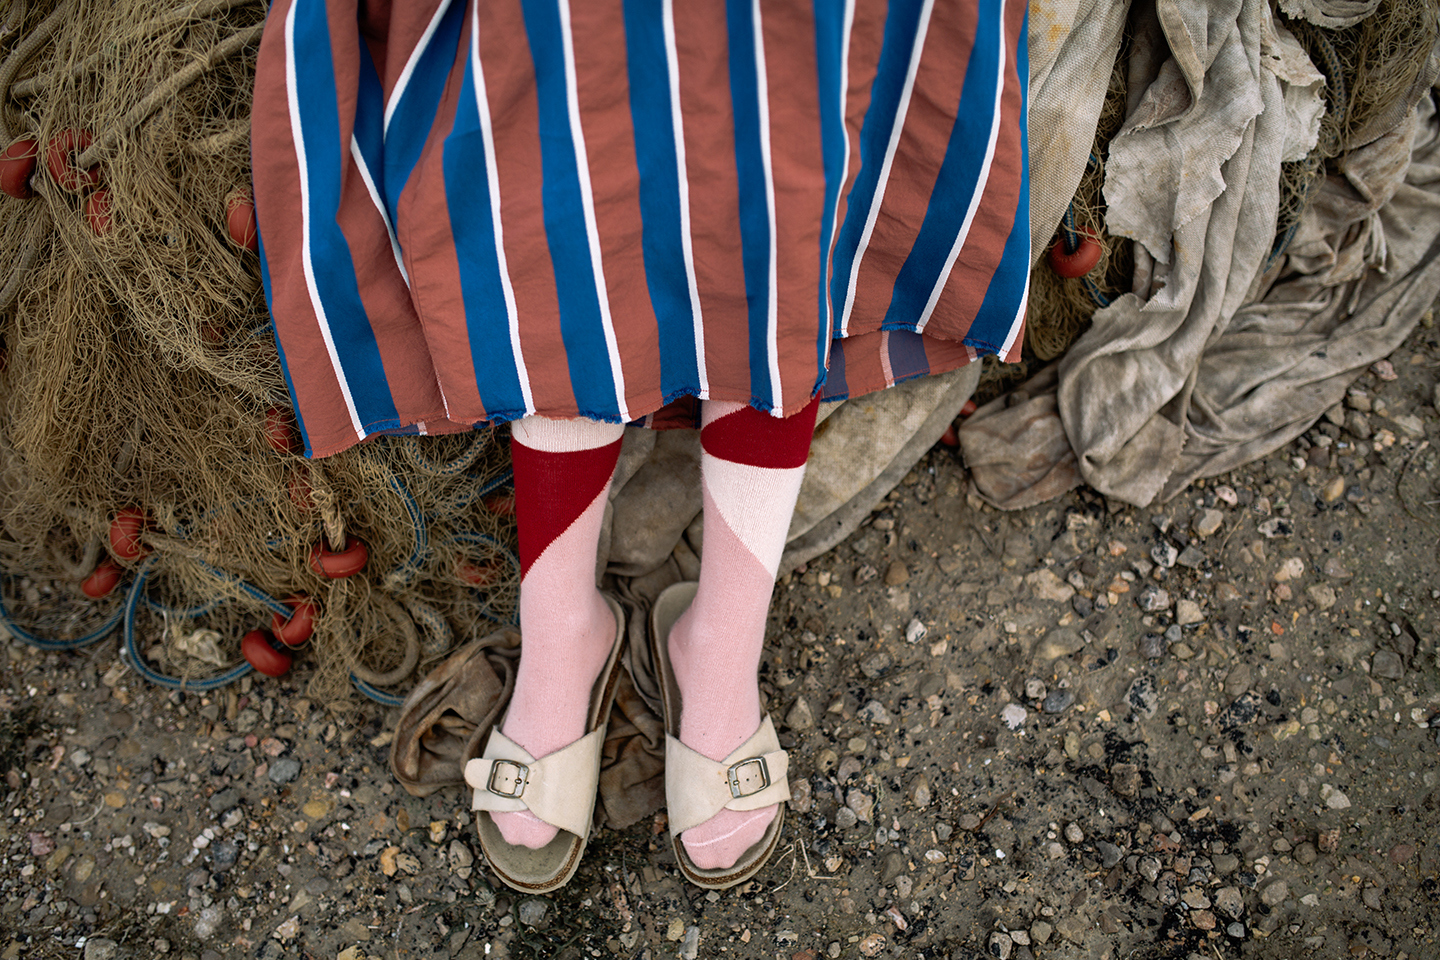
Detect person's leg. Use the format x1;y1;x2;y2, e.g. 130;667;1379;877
493;416;625;849
667;396;819;868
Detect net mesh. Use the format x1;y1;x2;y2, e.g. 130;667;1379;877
0;0;517;705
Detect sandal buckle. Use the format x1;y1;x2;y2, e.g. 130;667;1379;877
487;759;529;798
727;756;770;798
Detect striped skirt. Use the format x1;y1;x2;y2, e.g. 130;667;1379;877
253;0;1030;458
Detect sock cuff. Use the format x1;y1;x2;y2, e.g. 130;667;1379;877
700;395;819;469
512;415;625;453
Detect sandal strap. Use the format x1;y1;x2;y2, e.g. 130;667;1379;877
465;727;604;838
665;716;790;835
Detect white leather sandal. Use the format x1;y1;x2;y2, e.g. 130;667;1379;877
464;594;627;894
650;581;789;889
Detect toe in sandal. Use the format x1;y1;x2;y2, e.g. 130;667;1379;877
651;581;790;890
464;594;627;894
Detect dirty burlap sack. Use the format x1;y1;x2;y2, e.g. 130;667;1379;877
388;624;666;831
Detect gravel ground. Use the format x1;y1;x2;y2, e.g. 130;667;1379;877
3;321;1440;960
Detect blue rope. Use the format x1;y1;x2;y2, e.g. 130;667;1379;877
351;672;408;707
383;472;429;587
0;579;126;650
122;557;252;691
447;532;521;626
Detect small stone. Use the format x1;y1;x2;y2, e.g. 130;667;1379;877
1227;922;1246;939
1139;634;1167;659
267;758;301;785
1306;584;1337;610
859;651;892;679
1064;823;1083;843
84;940;118;960
680;926;700;960
1137;585;1171;612
1026;568;1075;603
1175;599;1204;625
665;918;686;941
1034;628;1084;661
1294;841;1317;865
1030;921;1053;945
1213;853;1240;875
1389;843;1415;864
1000;704;1027;730
1138;856;1162;882
1348;411;1372;439
1097;841;1123;868
1371;650;1404;680
1054;916;1088;944
884;562;909;587
1391;413;1425;438
1273;557;1305;582
1041;689;1075;714
1362;886;1382;910
1320;477;1345;502
835;807;858;829
904;619;927;645
1189;509;1221;538
785;697;815;732
1126;676;1159;720
1215;887;1244;918
1317;828;1340;854
858;701;892;725
193;905;224;940
857;933;887;958
908;775;931;810
517;899;548;927
846;789;874;823
273;916;300;940
1109;763;1141;798
879;851;907;884
1258;518;1293;539
986;932;1013;960
1260;881;1289;906
1191;910;1217;931
1320;784;1352;809
1024;678;1047;701
1322;558;1352;579
1151;541;1178;568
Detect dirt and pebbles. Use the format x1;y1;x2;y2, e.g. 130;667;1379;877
4;324;1440;960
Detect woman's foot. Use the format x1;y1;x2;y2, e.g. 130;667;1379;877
493;415;625;849
490;589;617;849
667;589;777;868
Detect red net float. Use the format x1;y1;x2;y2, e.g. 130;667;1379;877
226;190;258;251
938;424;959;448
108;507;149;561
483;492;515;516
0;137;39;198
308;536;368;579
1048;230;1103;279
457;559;504;587
271;596;317;647
45;129;101;192
80;558;123;599
241;629;292;677
287;468;314;512
265;407;299;453
960;399;977;418
86;189;112;235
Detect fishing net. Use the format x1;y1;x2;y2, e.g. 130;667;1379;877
0;0;517;706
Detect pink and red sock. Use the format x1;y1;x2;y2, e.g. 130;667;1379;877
493;416;623;849
667;397;818;868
